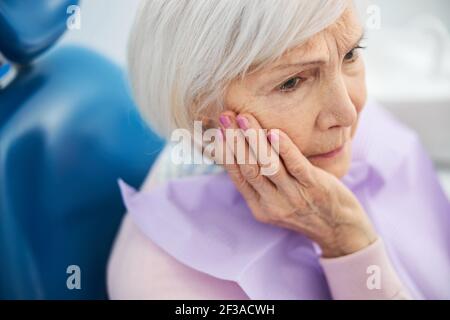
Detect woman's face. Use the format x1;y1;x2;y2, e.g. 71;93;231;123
224;6;367;178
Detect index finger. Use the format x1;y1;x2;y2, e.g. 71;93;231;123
267;129;314;187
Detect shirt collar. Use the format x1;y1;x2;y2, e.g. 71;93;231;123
343;99;415;191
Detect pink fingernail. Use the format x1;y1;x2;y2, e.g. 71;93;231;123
236;115;249;130
219;115;231;128
268;131;279;143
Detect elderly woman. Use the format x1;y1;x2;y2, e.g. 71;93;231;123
107;0;450;300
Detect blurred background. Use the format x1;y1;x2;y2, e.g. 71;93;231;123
61;0;450;190
0;0;449;300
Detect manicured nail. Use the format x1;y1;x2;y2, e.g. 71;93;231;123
268;131;279;143
236;115;249;130
219;115;231;128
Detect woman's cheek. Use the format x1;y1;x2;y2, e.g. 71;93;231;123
270;95;319;152
229;88;317;154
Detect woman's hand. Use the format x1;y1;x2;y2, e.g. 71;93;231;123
216;112;377;258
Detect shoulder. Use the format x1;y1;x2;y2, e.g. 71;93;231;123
107;166;247;300
107;215;248;300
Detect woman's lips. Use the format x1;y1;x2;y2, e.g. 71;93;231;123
308;143;346;160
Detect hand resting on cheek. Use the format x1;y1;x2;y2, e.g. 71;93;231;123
215;111;378;258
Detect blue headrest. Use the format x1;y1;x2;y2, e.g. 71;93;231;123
0;0;79;64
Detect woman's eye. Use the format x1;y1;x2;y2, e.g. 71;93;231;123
344;46;365;63
278;76;303;92
344;49;356;61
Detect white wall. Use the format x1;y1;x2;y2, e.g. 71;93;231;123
59;0;450;71
60;0;141;66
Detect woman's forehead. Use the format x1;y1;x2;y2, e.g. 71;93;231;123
268;7;363;70
326;6;363;51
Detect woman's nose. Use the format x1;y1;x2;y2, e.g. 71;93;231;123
316;79;357;131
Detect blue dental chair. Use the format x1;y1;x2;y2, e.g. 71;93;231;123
0;0;165;299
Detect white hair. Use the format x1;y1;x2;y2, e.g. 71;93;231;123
128;0;348;138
